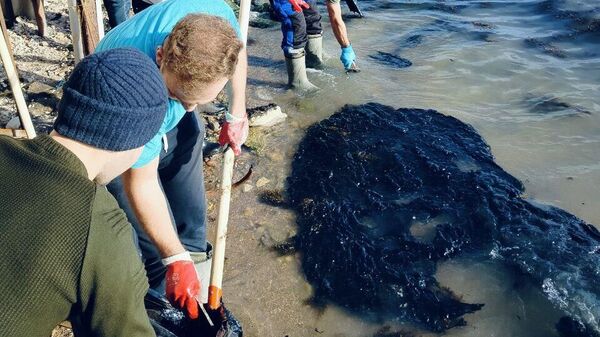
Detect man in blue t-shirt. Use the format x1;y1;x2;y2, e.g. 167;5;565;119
96;0;247;319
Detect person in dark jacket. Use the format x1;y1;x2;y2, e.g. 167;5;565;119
0;47;168;337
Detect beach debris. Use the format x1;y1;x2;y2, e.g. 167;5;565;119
248;103;287;127
256;177;270;188
249;11;277;29
5;116;21;129
287;103;600;333
524;38;567;58
368;51;412;68
242;183;254;193
524;94;592;116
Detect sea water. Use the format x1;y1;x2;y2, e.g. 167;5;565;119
244;1;600;336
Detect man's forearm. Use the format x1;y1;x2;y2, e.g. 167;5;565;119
327;2;351;47
227;47;248;119
122;159;185;258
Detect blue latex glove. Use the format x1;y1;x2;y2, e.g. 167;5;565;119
340;45;356;70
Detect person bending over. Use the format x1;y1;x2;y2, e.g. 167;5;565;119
96;0;246;319
0;48;168;337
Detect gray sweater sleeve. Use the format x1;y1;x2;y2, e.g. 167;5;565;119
76;186;156;337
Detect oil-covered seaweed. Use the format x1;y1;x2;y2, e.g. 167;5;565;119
287;103;600;333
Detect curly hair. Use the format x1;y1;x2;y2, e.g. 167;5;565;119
161;14;243;95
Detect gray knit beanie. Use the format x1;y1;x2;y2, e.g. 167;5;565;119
54;48;168;151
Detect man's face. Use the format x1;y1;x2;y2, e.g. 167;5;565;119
156;45;229;112
160;68;228;112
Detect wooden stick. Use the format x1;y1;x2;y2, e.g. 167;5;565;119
0;28;36;139
79;0;99;55
207;0;251;311
31;0;46;37
208;148;235;310
67;0;84;63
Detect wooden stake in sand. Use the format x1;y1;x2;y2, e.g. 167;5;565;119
67;0;103;63
0;15;36;139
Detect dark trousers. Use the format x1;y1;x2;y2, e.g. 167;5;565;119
107;112;207;293
277;0;323;52
103;0;131;28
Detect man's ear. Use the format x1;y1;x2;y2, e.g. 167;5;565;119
156;46;164;66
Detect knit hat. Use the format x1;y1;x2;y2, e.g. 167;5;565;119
54;48;168;151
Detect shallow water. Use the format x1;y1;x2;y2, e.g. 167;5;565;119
243;1;600;336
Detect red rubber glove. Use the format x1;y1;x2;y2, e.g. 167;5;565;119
165;260;200;319
289;0;310;12
218;114;249;156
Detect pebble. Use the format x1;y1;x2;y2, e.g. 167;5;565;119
256;177;270;188
243;183;254;193
27;81;55;95
5;116;21;129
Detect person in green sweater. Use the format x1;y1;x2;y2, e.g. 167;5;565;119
0;47;168;337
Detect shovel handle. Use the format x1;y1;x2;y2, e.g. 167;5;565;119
208;147;235;309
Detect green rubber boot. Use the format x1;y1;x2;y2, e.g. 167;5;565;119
190;244;212;304
285;50;319;92
305;34;324;69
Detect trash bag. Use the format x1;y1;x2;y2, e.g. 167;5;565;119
145;289;243;337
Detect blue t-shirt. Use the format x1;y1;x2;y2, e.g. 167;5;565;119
96;0;240;168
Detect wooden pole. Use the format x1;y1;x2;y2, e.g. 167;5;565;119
0;27;36;138
208;148;235;310
207;0;251;311
79;0;99;55
67;0;84;62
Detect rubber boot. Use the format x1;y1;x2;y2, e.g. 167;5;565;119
305;34;324;69
285;50;319;92
190;243;212;304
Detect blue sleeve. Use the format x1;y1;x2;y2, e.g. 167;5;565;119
131;133;162;169
224;6;242;39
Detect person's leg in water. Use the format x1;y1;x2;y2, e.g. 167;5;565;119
303;0;325;69
103;0;131;28
273;0;319;91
